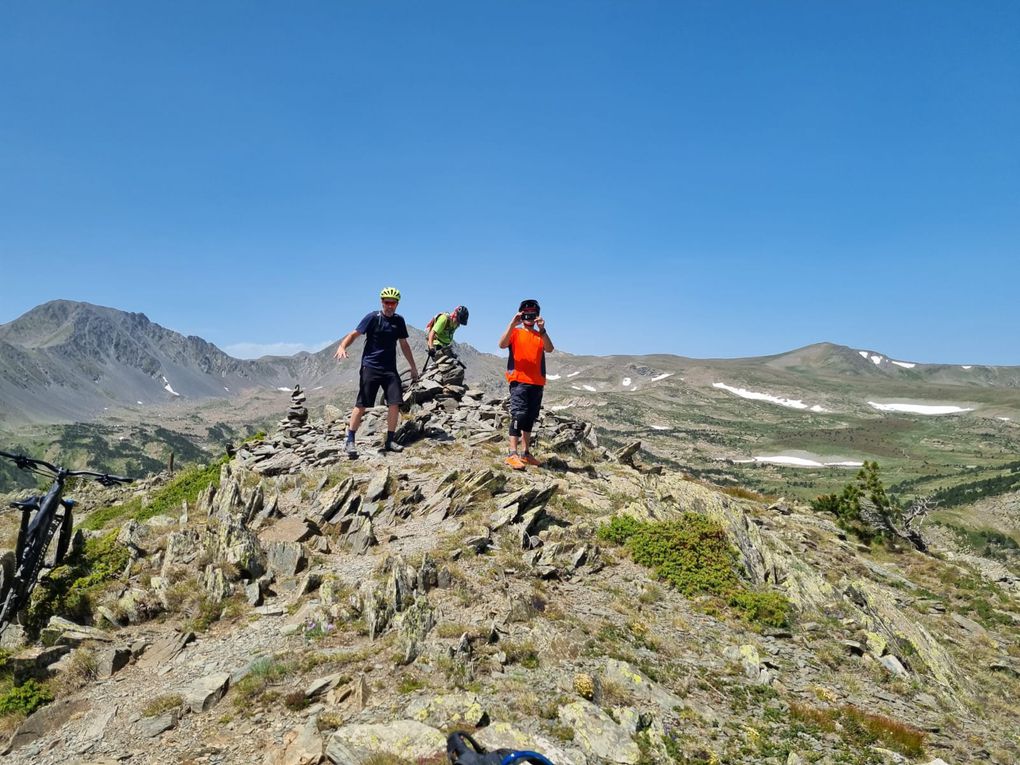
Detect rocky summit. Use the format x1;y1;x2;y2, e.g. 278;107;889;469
0;353;1017;765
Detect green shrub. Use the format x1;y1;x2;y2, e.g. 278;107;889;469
397;676;426;694
141;693;184;718
0;679;53;716
26;529;131;634
626;514;741;597
597;515;644;545
599;513;791;629
232;657;292;709
727;590;791;629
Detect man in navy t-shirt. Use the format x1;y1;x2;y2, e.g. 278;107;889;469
334;287;420;457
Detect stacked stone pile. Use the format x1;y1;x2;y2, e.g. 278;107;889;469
236;364;609;476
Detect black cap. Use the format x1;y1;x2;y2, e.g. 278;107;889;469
518;299;540;315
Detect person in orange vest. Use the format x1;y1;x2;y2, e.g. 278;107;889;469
497;299;555;470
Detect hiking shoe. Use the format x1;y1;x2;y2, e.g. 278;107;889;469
345;441;358;460
381;440;404;453
505;454;526;470
521;452;541;467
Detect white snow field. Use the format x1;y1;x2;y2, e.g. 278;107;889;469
713;382;827;412
891;361;916;369
651;425;670;431
737;455;864;468
998;417;1011;422
567;371;581;378
622;377;632;386
868;401;974;415
858;351;884;365
277;387;292;392
162;376;180;396
582;385;597;392
962;365;973;370
549;403;575;411
650;373;673;382
546;374;562;380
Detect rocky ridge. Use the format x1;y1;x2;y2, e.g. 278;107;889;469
0;354;1018;764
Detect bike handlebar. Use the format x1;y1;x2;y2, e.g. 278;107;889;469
0;451;134;486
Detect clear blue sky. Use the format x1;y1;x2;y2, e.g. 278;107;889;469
2;1;1017;363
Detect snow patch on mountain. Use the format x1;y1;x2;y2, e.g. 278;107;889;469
713;382;828;412
650;373;673;382
582;385;597;392
622;377;632;386
161;376;180;396
736;455;864;468
868;401;974;415
962;365;973;370
546;374;561;380
891;361;916;369
567;371;581;378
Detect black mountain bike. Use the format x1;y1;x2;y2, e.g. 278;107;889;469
0;451;132;636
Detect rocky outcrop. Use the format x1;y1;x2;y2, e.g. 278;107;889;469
4;351;1019;765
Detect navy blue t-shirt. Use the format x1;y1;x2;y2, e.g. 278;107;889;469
355;311;409;371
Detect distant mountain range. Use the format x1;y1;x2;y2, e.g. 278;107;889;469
3;300;1020;427
0;301;498;426
4;300;1020;506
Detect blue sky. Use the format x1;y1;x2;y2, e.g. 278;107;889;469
1;1;1017;363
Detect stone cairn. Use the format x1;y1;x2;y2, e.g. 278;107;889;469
280;386;309;438
236;351;608;476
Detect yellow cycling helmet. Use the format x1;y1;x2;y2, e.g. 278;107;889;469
379;287;401;301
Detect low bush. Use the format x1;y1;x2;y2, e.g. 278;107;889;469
0;679;53;717
141;693;184;718
26;529;131;635
597;513;791;629
790;702;925;758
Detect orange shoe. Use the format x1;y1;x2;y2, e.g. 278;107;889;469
505;454;527;470
521;452;541;467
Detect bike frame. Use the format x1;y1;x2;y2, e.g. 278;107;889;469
0;451;131;635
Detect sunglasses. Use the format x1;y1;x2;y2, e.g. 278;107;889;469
381;300;398;306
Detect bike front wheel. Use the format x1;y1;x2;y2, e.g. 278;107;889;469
0;550;23;633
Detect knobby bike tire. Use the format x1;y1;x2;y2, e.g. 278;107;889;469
0;516;62;633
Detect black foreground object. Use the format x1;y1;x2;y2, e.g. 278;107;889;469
0;450;133;636
446;731;556;765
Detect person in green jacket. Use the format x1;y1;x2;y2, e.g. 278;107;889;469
426;305;469;358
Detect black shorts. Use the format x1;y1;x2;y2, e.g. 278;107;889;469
509;381;544;435
356;366;403;408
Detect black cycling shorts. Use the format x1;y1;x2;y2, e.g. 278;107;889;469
509;381;544;436
356;366;403;408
